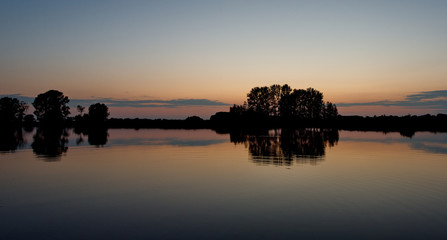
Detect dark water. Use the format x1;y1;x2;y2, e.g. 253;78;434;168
1;128;447;239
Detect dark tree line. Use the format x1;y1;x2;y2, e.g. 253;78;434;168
2;87;447;132
0;90;109;127
231;84;338;119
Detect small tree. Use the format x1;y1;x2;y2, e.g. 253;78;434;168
304;88;324;119
0;97;28;126
88;103;109;124
33;90;70;124
77;105;85;116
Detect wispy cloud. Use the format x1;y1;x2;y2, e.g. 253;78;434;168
337;90;447;110
70;98;230;108
0;94;230;108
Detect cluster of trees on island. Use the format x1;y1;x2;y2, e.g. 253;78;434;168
232;84;338;119
211;85;338;128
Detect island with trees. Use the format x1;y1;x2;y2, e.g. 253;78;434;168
1;86;446;157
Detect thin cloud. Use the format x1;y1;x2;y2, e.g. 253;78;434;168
338;90;447;110
0;94;230;108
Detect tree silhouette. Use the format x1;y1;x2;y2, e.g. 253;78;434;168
246;84;292;116
245;85;336;120
229;104;248;116
247;86;271;115
280;88;324;119
323;102;338;120
77;105;85;116
32;90;70;125
0;97;28;126
88;103;109;124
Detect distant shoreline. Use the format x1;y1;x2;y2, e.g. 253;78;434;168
51;114;447;133
4;114;447;137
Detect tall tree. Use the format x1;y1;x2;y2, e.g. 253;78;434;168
33;90;70;124
0;97;28;126
305;88;324;119
246;86;271;115
247;84;292;116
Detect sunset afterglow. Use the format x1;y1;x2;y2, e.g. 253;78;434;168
1;1;446;118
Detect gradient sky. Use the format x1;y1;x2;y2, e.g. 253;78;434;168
1;0;447;118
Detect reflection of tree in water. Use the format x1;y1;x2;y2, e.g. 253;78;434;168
87;128;108;146
74;127;108;146
31;127;108;161
0;128;24;152
32;128;68;161
231;129;339;166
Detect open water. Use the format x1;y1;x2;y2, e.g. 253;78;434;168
1;128;447;239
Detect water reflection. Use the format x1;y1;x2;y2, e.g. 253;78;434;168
231;128;339;166
341;131;447;155
409;141;447;154
4;128;446;161
74;127;109;146
0;128;24;152
31;127;109;160
32;128;69;160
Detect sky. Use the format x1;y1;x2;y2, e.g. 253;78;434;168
1;0;447;118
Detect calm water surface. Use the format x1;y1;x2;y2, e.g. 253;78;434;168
1;129;447;239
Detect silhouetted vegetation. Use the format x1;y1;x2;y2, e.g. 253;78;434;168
334;114;447;137
77;105;85;116
231;84;338;119
73;103;110;128
0;87;445;135
88;103;109;124
22;114;36;129
107;117;210;129
33;90;70;126
0;97;28;127
210;85;340;130
230;128;339;166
